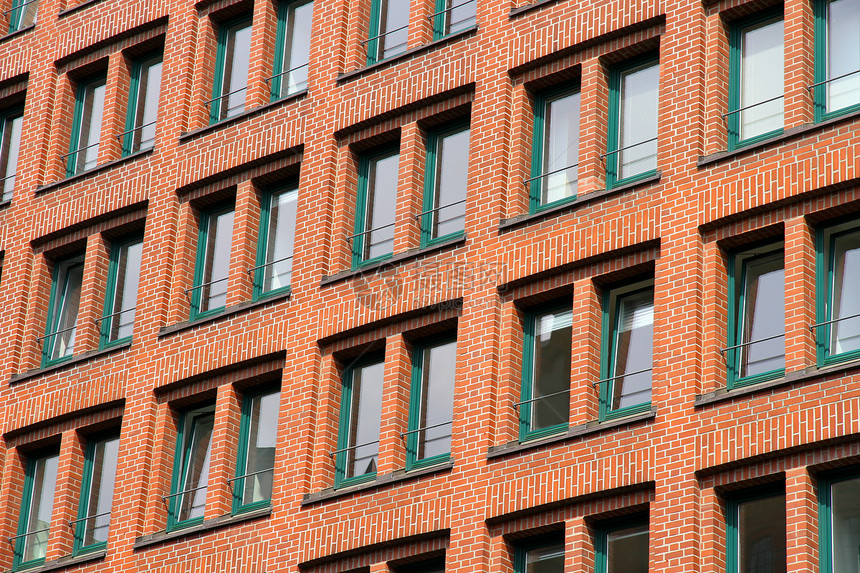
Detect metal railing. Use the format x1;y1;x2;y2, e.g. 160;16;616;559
161;484;207;502
591;367;653;387
400;420;453;439
264;63;309;84
346;221;396;243
414;199;467;220
718;333;784;356
809;311;860;332
204;85;248;107
36;324;77;344
184;276;228;297
3;0;37;17
7;527;50;544
115;121;157;140
426;0;476;19
512;388;570;409
361;24;409;46
807;69;860;91
524;163;578;185
599;138;658;162
93;306;136;325
328;439;379;458
1;172;17;184
60;141;99;161
247;255;293;274
227;467;275;486
721;95;784;120
67;511;111;528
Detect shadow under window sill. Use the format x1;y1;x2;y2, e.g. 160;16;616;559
133;507;271;550
10;341;132;385
158;289;292;338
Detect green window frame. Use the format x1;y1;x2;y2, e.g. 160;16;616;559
190;203;234;321
253;184;297;300
815;221;860;366
605;55;659;189
167;405;216;531
431;0;476;39
270;0;313;101
232;387;280;514
13;449;59;571
395;558;446;573
725;487;786;573
334;354;385;489
7;0;37;33
518;304;572;441
818;468;860;573
405;337;456;471
73;433;120;555
42;253;85;367
0;106;23;203
209;16;252;124
599;280;654;420
366;0;409;65
513;537;564;573
727;10;785;149
352;146;399;268
529;85;581;212
122;53;162;156
726;245;785;388
66;74;107;177
420;122;469;247
595;518;649;573
813;0;860;121
99;235;143;348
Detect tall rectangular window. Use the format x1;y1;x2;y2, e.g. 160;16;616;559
168;406;215;530
0;108;23;203
335;357;384;488
123;54;162;156
352;148;398;266
727;247;785;387
271;0;312;100
7;0;37;33
727;490;786;573
233;389;279;513
100;236;143;347
432;0;476;39
596;521;649;573
519;306;572;440
820;472;860;573
816;224;860;365
73;435;119;554
253;185;297;299
729;13;784;147
421;123;469;246
13;451;59;570
599;281;654;419
190;204;234;320
606;58;659;188
814;0;860;120
529;87;580;210
210;18;252;123
366;0;409;64
42;254;85;366
515;540;564;573
67;75;107;176
406;338;456;470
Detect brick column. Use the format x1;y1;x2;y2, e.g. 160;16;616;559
378;334;411;474
579;57;609;195
567;516;595;571
76;234;110;354
699;485;727;573
47;430;84;560
784;0;815;128
571;277;601;425
101;52;130;163
247;0;278;110
784;216;816;372
226;179;260;307
786;466;818;572
394;123;425;254
205;383;242;519
505;83;533;219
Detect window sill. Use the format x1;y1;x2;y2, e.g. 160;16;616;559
133;506;271;550
487;408;657;460
178;89;308;143
10;341;132;385
336;26;478;84
320;235;466;287
158;289;291;338
0;24;34;43
57;0;105;17
35;148;154;196
509;0;565;17
499;172;662;232
301;459;454;506
5;549;105;573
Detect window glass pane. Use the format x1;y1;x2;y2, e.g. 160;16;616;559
81;436;119;547
130;56;162;153
199;207;234;313
48;258;84;362
606;524;648;573
831;476;860;573
240;391;279;506
826;0;860;114
530;308;572;431
416;340;456;461
438;0;476;35
280;0;313;96
263;187;297;293
831;230;860;355
74;78;106;173
21;453;59;564
345;360;384;479
541;90;579;204
740;18;784;140
524;543;564;573
737;494;786;573
363;152;398;261
431;127;469;239
611;289;654;410
619;62;658;180
219;22;252;120
739;254;785;378
10;0;37;31
177;412;214;523
374;0;408;60
1;113;23;202
108;239;142;342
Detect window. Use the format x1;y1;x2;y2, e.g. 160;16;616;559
271;0;312;100
406;338;456;470
352;147;398;267
66;74;107;176
726;489;786;573
529;86;580;211
728;12;784;148
819;471;860;573
431;0;476;39
7;0;37;33
233;388;280;513
599;281;654;419
814;0;860;120
726;246;785;387
514;539;564;573
209;18;252;123
366;0;409;64
190;204;234;320
0;107;23;203
395;559;446;573
605;57;659;188
122;53;162;156
168;405;215;530
518;305;572;440
12;450;59;570
42;254;85;367
596;520;649;573
99;236;143;347
253;184;297;299
420;123;469;246
817;224;860;365
73;434;119;555
335;356;384;488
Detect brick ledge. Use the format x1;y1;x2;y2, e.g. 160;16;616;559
158;289;292;338
10;341;132;385
4;549;106;573
133;506;271;550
